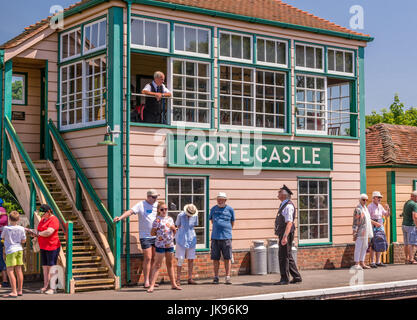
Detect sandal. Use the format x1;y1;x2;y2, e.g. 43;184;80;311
171;286;182;290
39;288;47;294
146;288;154;293
408;260;417;264
188;279;197;285
2;294;18;298
361;265;371;269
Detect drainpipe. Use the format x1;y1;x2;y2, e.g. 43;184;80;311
124;0;132;284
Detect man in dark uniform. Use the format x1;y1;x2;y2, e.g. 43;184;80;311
274;185;302;285
141;71;171;124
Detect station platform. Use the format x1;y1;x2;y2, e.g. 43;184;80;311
2;264;417;300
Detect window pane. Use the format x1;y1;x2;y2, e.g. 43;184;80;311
62;34;68;59
276;42;286;65
145;21;157;47
231;35;242;59
296;45;304;66
328;50;335;70
175;26;184;51
243;36;251;60
99;20;106;47
265;40;275;63
131;19;143;45
345;52;353;73
185;27;197;52
198;29;209;54
336;51;344;72
220;33;230;57
91;22;99;49
305;46;315;68
316;48;323;69
158;23;168;48
257;39;265;62
69;32;75;56
84;26;91;51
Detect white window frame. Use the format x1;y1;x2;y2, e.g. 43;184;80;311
166;176;208;250
219;31;253;63
174;24;211;58
169;58;211;128
298;178;330;245
256;36;288;68
130;17;170;53
219;64;287;132
295;43;324;72
60;28;81;62
327;48;355;77
83;18;107;55
295;74;327;135
59;55;107;130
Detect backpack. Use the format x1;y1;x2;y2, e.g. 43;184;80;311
371;228;388;252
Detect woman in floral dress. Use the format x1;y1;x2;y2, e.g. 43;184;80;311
147;201;182;292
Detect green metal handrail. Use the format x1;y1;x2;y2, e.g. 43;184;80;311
48;120;115;230
5;117;74;293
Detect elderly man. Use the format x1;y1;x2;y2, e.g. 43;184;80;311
113;189;159;288
274;185;302;285
401;191;417;264
141;71;171;124
210;192;235;285
368;191;390;268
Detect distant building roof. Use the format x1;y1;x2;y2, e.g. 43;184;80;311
1;0;372;49
366;123;417;167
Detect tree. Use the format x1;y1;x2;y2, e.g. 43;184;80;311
0;183;24;215
365;94;417;128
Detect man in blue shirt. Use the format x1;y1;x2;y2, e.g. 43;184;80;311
209;192;235;285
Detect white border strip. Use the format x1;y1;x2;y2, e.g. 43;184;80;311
219;279;417;300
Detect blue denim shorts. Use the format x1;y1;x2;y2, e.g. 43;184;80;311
139;237;156;250
155;247;174;253
402;225;417;245
0;242;6;271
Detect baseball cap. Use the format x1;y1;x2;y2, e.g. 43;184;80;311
147;189;159;197
39;204;52;212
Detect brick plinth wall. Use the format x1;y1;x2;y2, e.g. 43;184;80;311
121;251;250;285
392;242;406;263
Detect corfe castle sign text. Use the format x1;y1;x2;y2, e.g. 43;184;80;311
167;134;333;171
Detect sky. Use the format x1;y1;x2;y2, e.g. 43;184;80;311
1;0;416;114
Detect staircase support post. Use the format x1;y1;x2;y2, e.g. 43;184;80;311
30;179;36;229
2;60;12;185
65;221;73;293
107;6;124;285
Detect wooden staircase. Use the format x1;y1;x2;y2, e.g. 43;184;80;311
24;160;115;292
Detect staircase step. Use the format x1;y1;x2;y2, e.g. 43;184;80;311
72;267;108;274
75;278;114;286
74;284;115;292
64;245;96;251
70;250;96;256
72;256;102;262
72;262;102;268
73;272;109;279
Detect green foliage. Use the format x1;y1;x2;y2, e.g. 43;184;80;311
0;183;23;215
366;94;417;128
12;80;23;101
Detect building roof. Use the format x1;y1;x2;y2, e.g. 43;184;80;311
1;0;372;50
366;123;417;167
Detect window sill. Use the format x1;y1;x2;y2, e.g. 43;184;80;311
59;123;107;133
295;133;359;140
218;127;291;136
130;122;214;131
298;241;332;247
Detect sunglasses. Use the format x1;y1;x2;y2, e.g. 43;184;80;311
159;208;168;211
151;196;158;199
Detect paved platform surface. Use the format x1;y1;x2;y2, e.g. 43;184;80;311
1;264;417;300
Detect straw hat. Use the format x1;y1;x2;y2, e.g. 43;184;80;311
184;204;198;217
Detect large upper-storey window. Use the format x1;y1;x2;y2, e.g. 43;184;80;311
174;24;210;57
256;37;287;67
219;65;286;131
131;17;169;52
83;18;107;54
328;48;354;76
60;56;106;129
219;31;252;63
61;28;81;62
171;59;211;126
295;44;323;71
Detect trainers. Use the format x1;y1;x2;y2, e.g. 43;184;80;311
370;263;378;268
225;276;232;285
45;289;56;295
376;263;386;267
213;276;219;284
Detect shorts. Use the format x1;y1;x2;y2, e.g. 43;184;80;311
140;238;156;250
6;250;24;268
0;242;6;271
175;245;196;263
40;248;60;266
210;239;232;260
155;247;174;253
402;225;417;246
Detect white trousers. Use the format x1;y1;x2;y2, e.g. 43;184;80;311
354;236;369;262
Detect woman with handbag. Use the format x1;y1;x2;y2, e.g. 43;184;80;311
352;194;374;270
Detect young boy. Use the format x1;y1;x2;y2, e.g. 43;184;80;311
1;211;26;298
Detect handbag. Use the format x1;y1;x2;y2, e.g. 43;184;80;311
31;237;40;253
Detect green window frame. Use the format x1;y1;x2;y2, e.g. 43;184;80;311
165;174;210;250
11;72;28;106
297;176;332;246
413;179;417;191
